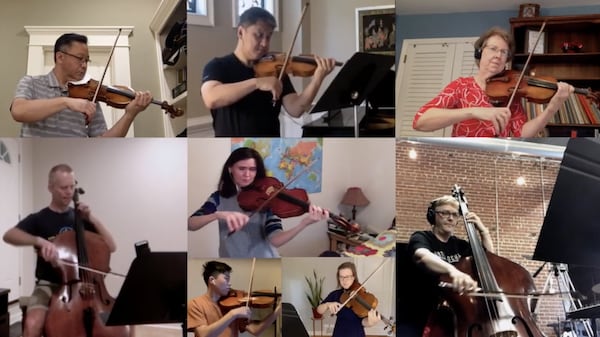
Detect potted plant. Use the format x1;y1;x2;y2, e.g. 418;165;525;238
304;269;325;319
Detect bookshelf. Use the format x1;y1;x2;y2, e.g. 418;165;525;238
510;14;600;137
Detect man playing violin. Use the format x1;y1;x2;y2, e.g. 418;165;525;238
396;195;492;337
2;164;117;337
316;262;381;337
188;147;329;257
413;26;574;137
187;260;281;337
201;7;337;137
10;33;152;137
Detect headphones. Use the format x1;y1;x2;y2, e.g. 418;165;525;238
473;36;484;60
426;200;437;225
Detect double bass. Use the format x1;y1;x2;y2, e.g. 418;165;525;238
428;185;545;337
44;185;128;337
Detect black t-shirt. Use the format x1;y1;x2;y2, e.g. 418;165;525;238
16;207;96;284
202;53;296;137
396;231;472;330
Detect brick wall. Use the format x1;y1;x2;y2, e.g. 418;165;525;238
395;140;572;336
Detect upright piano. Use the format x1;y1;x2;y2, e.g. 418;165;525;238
282;302;310;337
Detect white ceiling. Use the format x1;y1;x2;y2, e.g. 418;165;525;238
397;0;600;15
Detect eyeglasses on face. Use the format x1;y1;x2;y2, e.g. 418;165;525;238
435;210;460;219
484;45;510;58
60;50;91;64
338;275;355;280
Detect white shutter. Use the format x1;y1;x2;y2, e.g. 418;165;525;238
396;37;477;137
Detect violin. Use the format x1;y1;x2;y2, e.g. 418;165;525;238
340;281;396;335
486;69;600;106
253;53;343;78
68;79;184;118
218;288;279;332
237;176;360;233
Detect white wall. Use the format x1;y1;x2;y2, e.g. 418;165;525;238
25;138;188;296
187;138;396;258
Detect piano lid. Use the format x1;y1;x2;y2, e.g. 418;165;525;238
282;302;310;337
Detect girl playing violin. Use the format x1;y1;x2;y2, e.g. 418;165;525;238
200;7;336;137
187;260;281;337
188;147;329;258
316;262;381;337
412;26;574;137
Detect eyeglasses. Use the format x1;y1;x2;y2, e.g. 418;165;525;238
435;210;460;219
338;275;354;280
60;50;91;64
484;45;510;58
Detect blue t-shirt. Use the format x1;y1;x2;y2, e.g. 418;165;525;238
322;289;365;337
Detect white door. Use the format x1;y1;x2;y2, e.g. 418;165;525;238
0;138;21;302
396;37;477;137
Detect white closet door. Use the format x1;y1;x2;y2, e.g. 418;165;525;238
396;37;477;137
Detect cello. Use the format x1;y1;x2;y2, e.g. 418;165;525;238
429;185;545;337
44;184;128;337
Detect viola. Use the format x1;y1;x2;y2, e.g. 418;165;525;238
68;79;184;118
340;281;395;335
237;176;360;233
486;69;600;106
254;53;343;78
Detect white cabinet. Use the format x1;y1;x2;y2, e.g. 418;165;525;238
396;37;477;137
150;0;187;137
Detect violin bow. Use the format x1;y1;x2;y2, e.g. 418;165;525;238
58;259;127;278
338;258;389;309
92;28;122;104
277;3;309;82
505;21;547;109
245;258;257;309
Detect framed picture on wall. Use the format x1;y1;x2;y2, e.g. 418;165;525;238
188;0;214;26
356;5;395;55
232;0;279;29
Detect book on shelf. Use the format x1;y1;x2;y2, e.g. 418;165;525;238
521;93;600;125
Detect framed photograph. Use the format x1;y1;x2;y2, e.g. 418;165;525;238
356;5;395;55
188;0;214;26
519;3;540;18
525;29;545;54
232;0;279;29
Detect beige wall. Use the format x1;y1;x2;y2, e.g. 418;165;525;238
0;0;165;137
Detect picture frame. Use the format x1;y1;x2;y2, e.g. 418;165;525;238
232;0;279;30
188;0;214;26
519;3;540;18
356;5;395;55
525;29;545;54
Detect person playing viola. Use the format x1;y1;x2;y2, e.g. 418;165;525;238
201;7;337;137
188;147;329;258
316;262;381;337
187;260;281;337
396;195;493;337
412;26;574;137
10;33;153;137
2;164;117;337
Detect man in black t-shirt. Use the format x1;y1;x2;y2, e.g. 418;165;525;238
2;164;117;337
201;7;336;137
396;195;494;337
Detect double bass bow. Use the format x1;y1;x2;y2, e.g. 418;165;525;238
429;185;545;337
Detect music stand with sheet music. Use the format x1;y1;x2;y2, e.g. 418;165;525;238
533;138;600;267
307;52;395;137
105;251;187;337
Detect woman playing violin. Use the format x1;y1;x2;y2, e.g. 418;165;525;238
201;7;336;137
412;27;574;137
188;147;329;258
187;260;281;337
316;262;381;337
10;33;152;137
396;195;492;337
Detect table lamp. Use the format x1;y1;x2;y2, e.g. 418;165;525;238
340;187;370;221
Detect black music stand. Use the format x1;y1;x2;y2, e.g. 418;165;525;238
306;52;395;137
105;251;187;337
533;138;600;267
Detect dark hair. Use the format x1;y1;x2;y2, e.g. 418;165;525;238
336;262;359;288
54;33;88;62
238;7;277;29
202;261;232;285
473;26;514;66
219;147;267;198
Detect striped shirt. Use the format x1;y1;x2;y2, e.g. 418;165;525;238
13;71;107;137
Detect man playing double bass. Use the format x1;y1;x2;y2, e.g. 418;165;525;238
396;195;493;337
2;164;117;337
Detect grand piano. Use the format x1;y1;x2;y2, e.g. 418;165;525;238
302;52;395;137
282;302;309;337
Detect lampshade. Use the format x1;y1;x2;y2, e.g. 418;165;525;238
340;187;370;207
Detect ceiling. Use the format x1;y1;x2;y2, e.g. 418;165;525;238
397;0;600;15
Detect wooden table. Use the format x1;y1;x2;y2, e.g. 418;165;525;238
327;231;364;252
